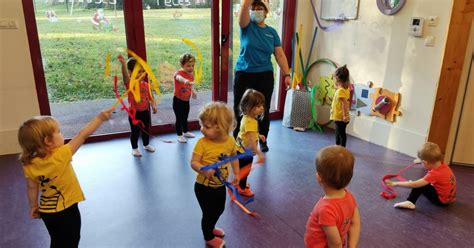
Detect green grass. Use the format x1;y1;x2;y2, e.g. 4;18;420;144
35;2;281;102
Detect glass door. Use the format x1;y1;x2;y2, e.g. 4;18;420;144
222;0;295;118
141;0;217;131
24;0;129;139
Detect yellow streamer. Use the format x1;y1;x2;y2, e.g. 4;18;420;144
182;38;203;84
104;53;111;78
127;49;162;103
292;24;303;89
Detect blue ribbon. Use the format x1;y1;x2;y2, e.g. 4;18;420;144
200;149;254;205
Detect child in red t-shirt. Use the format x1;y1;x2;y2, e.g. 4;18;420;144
305;145;360;248
118;55;157;157
173;53;197;143
386;142;456;209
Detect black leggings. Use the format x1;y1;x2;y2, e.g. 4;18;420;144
334;121;348;147
238;151;254;189
172;96;190;136
41;203;81;248
194;183;226;241
129;109;151;149
233;71;274;140
407;184;447;206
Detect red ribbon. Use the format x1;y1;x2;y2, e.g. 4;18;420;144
380;163;418;199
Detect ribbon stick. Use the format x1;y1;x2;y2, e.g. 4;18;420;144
309;0;344;31
127;49;162;100
113;75;144;127
182;38;203;84
380;163;418;199
200;150;257;216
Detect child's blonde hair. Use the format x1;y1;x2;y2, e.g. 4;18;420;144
18;116;58;165
316;145;354;190
198;101;236;135
239;89;265;116
417;142;443;163
179;53;195;66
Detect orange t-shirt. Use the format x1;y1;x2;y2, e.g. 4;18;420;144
174;70;194;101
304;189;357;248
126;81;151;111
423;163;456;204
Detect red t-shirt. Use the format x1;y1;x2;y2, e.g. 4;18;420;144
174;70;194;101
423;163;456;204
126;80;151;111
304;189;357;248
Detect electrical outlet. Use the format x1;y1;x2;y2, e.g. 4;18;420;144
428;16;438;27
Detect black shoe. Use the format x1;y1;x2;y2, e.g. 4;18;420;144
260;142;269;152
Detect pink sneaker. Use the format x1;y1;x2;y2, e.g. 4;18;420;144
238;186;254;197
206;237;225;248
213;227;225;238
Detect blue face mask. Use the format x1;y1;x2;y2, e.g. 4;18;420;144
250;10;266;23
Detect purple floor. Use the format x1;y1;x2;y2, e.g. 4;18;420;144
1;120;473;247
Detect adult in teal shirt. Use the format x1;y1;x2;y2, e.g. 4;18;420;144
234;0;291;152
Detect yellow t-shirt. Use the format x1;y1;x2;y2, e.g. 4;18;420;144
23;144;85;213
193;136;237;188
330;87;350;121
236;115;259;153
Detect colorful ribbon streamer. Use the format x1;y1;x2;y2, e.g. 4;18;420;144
380;163;419;199
200;150;257;216
182;38;203;84
104;53;111;78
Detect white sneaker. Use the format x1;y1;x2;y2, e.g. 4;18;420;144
144;145;156;152
177;135;187;143
183;132;195;138
413;158;421;164
394;201;416;210
132;149;142;157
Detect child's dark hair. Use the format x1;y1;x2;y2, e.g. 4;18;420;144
417;142;443;163
334;65;350;88
316;145;354;189
179;53;195;66
127;57;137;72
239;89;265;116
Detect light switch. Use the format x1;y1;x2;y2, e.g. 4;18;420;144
0;20;9;28
9;20;17;29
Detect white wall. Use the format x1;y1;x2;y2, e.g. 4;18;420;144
296;0;453;157
0;0;41;155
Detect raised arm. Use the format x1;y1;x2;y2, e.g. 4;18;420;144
274;46;291;88
347;207;361;248
117;54;130;86
68;107;114;155
239;0;252;28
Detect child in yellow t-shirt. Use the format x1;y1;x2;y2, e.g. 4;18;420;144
330;65;351;147
191;102;240;248
18;107;114;247
235;89;266;197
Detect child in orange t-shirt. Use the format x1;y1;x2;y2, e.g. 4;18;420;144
173;53;197;143
386;142;456;209
304;145;360;248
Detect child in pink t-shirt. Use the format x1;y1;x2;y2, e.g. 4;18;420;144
173;53;197;143
305;145;360;248
386;142;456;209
